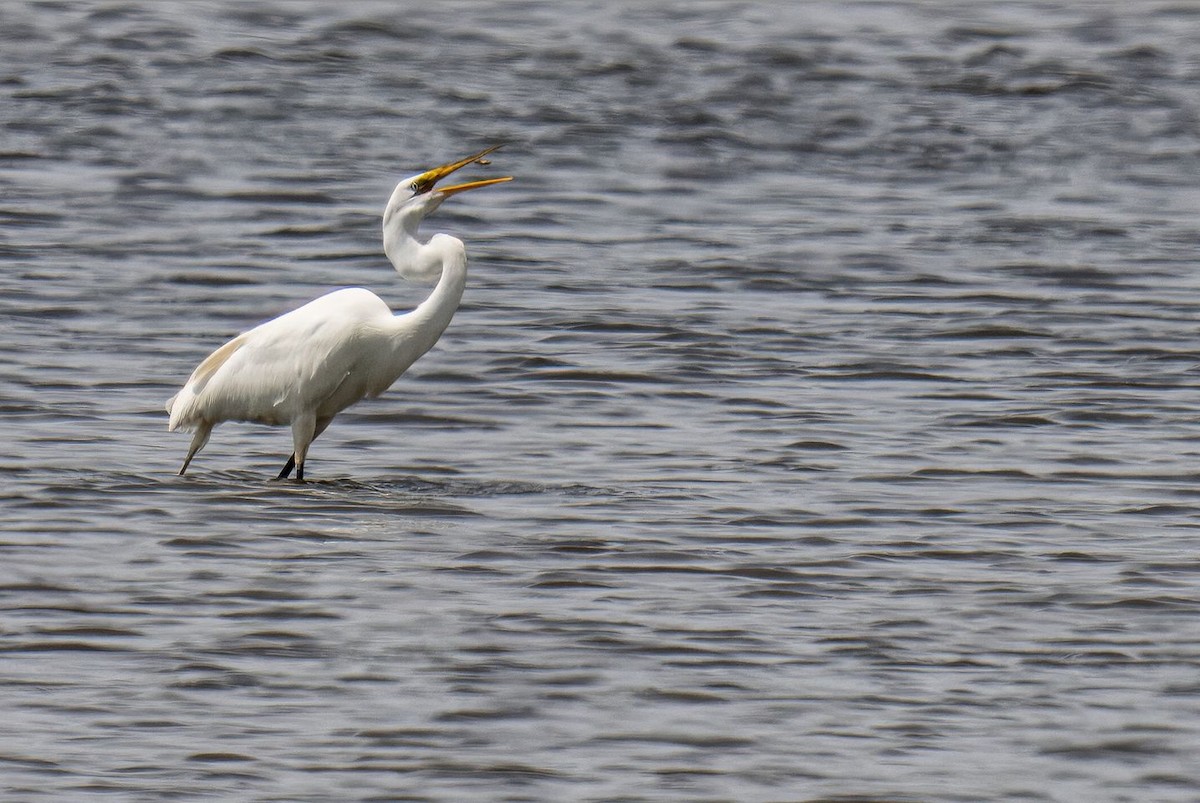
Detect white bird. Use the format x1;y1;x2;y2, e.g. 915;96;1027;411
166;145;512;481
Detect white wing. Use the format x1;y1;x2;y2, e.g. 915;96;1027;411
166;288;391;431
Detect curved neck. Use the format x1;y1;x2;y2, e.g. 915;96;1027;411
382;193;446;283
395;234;468;356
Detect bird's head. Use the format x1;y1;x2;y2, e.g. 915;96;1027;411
382;145;512;280
384;144;511;229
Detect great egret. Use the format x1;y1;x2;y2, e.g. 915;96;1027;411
166;145;512;480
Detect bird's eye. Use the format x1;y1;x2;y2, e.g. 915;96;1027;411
410;182;420;192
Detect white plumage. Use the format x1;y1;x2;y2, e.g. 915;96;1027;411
166;146;511;480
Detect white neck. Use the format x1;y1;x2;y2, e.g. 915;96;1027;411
389;233;468;357
375;194;469;385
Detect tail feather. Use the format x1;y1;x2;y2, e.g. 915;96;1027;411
165;392;181;429
166;389;195;432
166;334;247;432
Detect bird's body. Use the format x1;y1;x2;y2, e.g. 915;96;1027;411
168;249;463;433
166;147;510;480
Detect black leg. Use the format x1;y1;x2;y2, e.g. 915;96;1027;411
279;415;330;482
276;453;296;480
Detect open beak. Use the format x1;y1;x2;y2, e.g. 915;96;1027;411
437;176;513;197
412;144;507;194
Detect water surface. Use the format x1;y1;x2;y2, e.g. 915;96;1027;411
3;1;1200;800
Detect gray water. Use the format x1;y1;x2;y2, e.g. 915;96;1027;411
3;1;1200;800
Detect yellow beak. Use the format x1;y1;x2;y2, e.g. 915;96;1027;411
437;176;514;197
413;144;508;194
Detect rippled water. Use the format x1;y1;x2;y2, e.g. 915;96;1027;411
4;1;1200;800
